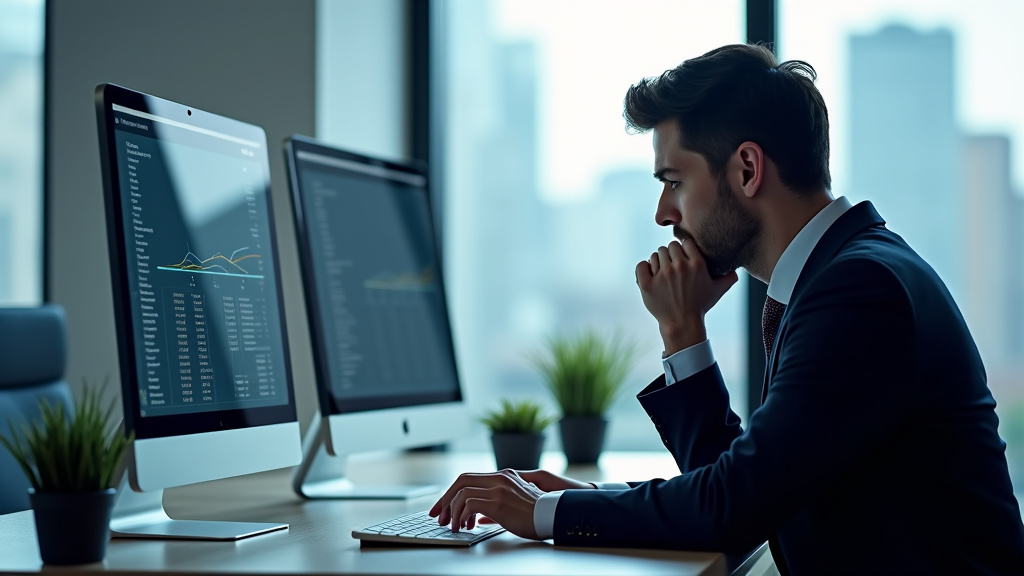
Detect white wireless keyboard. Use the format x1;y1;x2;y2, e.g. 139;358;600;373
352;511;506;546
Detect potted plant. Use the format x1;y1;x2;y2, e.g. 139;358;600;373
480;399;554;470
0;381;131;565
531;329;639;464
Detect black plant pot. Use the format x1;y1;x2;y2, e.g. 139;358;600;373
491;432;545;470
559;416;608;464
29;488;116;565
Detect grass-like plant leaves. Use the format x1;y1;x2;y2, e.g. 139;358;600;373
480;399;554;434
0;379;131;493
531;329;640;417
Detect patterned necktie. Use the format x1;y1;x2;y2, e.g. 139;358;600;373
762;295;787;358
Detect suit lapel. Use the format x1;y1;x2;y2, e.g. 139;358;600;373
759;201;887;407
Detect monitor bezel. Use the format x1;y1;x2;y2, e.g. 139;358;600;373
95;83;298;440
283;134;464;418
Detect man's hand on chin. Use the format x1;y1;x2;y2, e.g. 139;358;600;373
635;239;738;355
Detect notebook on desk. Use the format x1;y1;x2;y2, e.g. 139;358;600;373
352;511;506;546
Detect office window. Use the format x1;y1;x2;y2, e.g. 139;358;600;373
441;0;745;450
0;0;44;305
781;0;1024;495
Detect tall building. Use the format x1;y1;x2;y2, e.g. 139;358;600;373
446;18;667;449
444;13;553;415
962;134;1018;368
849;24;962;299
481;39;547;315
1010;194;1024;363
0;207;10;302
441;1;551;429
473;39;552;396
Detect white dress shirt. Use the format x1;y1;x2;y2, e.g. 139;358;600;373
532;196;853;540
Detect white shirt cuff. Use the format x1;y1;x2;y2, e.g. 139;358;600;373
534;491;563;540
533;483;630;539
591;482;630;490
662;339;715;384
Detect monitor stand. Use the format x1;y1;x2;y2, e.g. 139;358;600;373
292;417;439;500
109;442;288;541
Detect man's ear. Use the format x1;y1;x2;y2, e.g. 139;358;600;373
734;141;764;199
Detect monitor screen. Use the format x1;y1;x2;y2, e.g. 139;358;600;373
96;84;297;443
286;137;462;417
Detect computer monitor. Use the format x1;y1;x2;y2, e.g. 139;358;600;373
284;135;470;499
95;84;301;539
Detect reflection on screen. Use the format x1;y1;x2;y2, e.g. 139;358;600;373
295;153;460;413
113;108;289;418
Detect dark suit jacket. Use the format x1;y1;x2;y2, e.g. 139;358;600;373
553;202;1024;574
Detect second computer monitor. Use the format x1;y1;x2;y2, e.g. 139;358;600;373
285;136;469;499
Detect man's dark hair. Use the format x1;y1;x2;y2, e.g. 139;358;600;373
624;43;831;194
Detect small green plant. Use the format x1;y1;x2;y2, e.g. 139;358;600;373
531;329;640;417
480;399;554;435
0;379;132;493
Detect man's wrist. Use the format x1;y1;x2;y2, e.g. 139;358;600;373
659;322;707;356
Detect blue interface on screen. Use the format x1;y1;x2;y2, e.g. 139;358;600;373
113;108;289;417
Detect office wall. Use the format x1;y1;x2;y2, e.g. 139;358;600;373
46;0;318;432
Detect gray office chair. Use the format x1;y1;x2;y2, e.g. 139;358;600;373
0;304;73;515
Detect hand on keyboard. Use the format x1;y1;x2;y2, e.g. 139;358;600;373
429;468;558;540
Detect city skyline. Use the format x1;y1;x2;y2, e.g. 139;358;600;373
447;10;1023;456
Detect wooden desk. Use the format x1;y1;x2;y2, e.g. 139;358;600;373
0;451;730;576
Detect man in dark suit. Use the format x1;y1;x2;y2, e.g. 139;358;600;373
429;43;1024;574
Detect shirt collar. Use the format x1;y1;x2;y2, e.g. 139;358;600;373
766;196;853;305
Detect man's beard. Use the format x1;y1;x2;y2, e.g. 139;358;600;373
674;177;761;278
